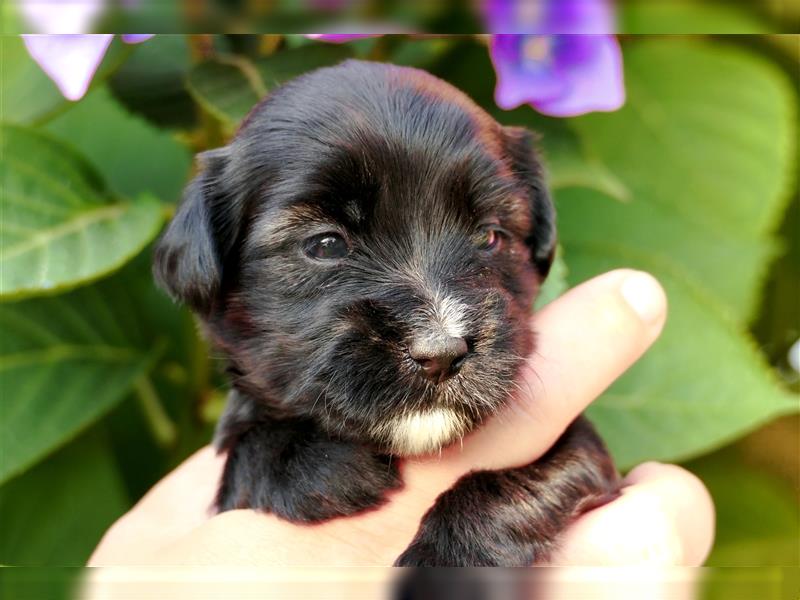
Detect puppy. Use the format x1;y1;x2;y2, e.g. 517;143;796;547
154;60;619;566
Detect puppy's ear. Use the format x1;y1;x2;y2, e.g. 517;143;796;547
153;147;243;315
503;126;557;279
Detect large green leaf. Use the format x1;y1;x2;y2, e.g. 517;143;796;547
0;36;65;124
557;192;798;468
109;34;198;130
0;430;128;565
44;86;192;203
0;125;164;300
0;269;165;484
685;449;799;567
557;189;775;327
571;40;796;321
619;0;771;33
254;43;353;88
186;58;262;126
186;44;354;126
536;120;630;202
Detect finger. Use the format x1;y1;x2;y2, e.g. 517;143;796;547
412;269;667;483
89;446;225;565
552;462;715;566
130;446;223;517
153;509;384;566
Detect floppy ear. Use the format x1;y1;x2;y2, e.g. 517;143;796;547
503;126;557;279
153;146;243;315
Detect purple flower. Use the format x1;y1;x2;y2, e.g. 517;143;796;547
480;0;615;34
305;34;384;43
20;0;106;34
489;34;624;116
482;0;624;116
120;34;155;43
21;34;153;101
22;35;113;101
19;0;153;101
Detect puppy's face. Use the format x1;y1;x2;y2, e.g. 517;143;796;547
155;61;555;456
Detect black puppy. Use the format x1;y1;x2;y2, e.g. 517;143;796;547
154;60;619;566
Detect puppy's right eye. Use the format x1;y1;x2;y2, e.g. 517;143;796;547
304;233;349;260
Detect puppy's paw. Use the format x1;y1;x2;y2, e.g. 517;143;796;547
395;418;620;566
216;420;401;522
394;541;479;568
395;531;540;567
393;512;525;567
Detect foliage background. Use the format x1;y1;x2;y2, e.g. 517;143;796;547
1;12;798;568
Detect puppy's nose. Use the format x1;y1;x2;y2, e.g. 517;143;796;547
409;336;469;383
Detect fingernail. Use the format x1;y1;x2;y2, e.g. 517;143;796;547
620;271;666;324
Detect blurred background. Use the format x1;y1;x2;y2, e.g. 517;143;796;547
0;0;798;576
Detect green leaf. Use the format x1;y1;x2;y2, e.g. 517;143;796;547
187;44;354;126
0;36;65;124
556;189;776;327
109;34;198;130
389;37;455;69
0;268;165;484
571;40;797;321
534;248;568;309
186;58;263;126
685;450;800;566
539;123;630;202
0;431;128;565
44;86;192;203
254;43;353;88
72;250;215;499
619;0;772;34
0;568;81;600
557;198;798;468
0;125;165;300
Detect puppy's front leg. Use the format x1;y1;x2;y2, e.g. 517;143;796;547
395;416;620;566
214;391;401;521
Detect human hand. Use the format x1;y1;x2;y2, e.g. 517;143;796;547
88;269;714;567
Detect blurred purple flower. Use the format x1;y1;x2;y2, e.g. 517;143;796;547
305;34;384;43
480;0;615;34
120;34;155;43
22;34;153;101
482;0;624;116
19;0;105;34
18;0;153;101
489;34;624;116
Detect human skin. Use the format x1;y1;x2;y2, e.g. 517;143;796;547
89;269;715;567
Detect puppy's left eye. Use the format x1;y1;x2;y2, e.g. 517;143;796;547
475;225;504;253
304;233;350;260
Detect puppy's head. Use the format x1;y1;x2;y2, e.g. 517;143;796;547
154;60;555;456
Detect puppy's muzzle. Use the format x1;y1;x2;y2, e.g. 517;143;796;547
409;334;469;384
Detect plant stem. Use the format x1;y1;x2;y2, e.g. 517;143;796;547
135;376;178;447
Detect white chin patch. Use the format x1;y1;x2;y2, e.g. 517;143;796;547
381;408;463;456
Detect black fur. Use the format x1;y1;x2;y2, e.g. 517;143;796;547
154;60;618;565
394;417;619;566
214;390;401;520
